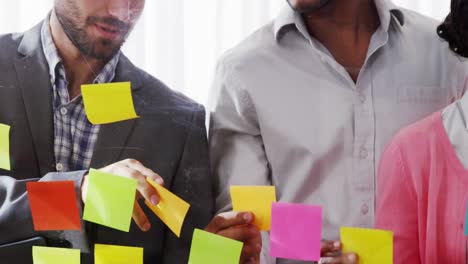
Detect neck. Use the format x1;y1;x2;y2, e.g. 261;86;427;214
302;0;380;82
304;0;379;31
49;11;105;98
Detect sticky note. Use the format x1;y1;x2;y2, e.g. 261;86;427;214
269;202;322;261
188;229;243;264
145;178;190;237
0;123;10;170
82;82;139;125
465;205;468;235
27;181;81;231
340;227;393;264
95;244;143;264
33;246;80;264
230;185;276;230
83;169;137;232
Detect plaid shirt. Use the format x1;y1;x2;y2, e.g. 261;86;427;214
41;20;120;172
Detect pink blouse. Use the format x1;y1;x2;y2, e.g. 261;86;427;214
375;111;468;264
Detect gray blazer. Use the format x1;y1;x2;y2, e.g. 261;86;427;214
0;21;214;264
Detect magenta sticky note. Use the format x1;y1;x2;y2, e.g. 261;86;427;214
269;202;322;261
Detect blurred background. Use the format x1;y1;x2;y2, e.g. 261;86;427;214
0;0;450;106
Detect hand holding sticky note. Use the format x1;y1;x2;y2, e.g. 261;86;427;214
188;229;243;264
145;178;190;237
269;202;322;261
82;82;139;124
27;181;81;231
0;123;10;170
95;244;143;264
83;169;137;232
33;246;80;264
340;227;393;264
230;185;276;230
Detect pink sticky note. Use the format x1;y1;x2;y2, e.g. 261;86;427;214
270;202;322;261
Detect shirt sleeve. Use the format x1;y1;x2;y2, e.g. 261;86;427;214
0;170;88;249
375;141;420;264
208;56;272;214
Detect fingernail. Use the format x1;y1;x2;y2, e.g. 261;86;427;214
155;177;164;185
243;213;252;222
143;223;151;231
348;254;356;261
150;195;159;206
333;241;341;248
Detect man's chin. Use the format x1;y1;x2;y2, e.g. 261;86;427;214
287;0;331;14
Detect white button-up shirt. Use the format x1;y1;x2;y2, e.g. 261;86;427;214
209;1;468;263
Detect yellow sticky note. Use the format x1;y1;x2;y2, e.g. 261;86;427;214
95;244;143;264
145;178;190;237
82;82;139;125
0;123;10;170
340;227;393;264
33;246;80;264
230;186;276;230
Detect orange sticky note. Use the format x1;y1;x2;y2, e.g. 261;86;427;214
27;181;81;231
145;178;190;237
82;82;139;125
230;186;276;230
95;244;143;264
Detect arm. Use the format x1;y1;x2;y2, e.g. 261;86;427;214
208;58;271;214
0;170;86;246
375;142;421;264
162;105;214;264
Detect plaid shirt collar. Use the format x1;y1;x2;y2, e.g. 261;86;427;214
40;16;120;89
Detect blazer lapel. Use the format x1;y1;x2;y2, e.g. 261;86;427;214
14;22;55;175
90;55;143;168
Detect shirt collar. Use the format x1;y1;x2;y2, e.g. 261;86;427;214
40;14;121;86
274;0;405;41
458;82;468;130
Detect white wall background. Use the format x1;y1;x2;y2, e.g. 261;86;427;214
0;0;451;106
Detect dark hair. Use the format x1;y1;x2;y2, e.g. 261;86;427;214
438;0;468;58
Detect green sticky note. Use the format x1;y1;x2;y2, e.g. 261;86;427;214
33;246;80;264
341;227;393;264
188;229;243;264
0;123;11;170
83;169;137;232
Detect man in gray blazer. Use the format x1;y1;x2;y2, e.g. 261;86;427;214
0;0;261;263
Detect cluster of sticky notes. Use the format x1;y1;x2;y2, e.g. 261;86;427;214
95;244;143;264
270;202;322;261
0;123;10;170
230;185;276;230
341;227;393;264
145;178;190;237
32;245;144;264
83;169;138;232
27;181;81;231
82;82;139;125
33;246;80;264
188;229;243;264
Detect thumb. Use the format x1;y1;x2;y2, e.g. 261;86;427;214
205;211;254;233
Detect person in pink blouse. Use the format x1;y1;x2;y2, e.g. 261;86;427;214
375;1;468;263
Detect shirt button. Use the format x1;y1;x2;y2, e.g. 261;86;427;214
361;204;369;215
359;94;366;104
56;163;64;172
60;107;68;115
359;148;368;159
